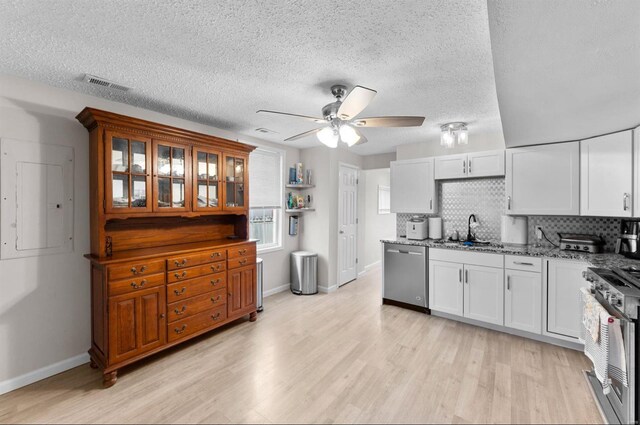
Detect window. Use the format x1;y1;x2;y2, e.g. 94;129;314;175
249;147;283;252
378;185;390;214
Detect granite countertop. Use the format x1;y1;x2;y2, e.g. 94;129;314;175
380;237;640;270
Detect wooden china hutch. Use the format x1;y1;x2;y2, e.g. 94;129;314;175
77;108;258;387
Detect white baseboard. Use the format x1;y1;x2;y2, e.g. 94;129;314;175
0;352;89;395
264;283;290;297
318;284;338;293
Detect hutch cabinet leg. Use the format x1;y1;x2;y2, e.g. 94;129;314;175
103;371;117;388
89;358;99;369
249;311;257;322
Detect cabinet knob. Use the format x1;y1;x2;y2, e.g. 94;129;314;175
131;265;147;275
159;313;165;319
174;259;188;267
174;271;187;280
174;324;187;334
211;278;221;286
174;287;186;296
210;252;221;258
211;313;221;321
130;279;147;289
174;306;187;315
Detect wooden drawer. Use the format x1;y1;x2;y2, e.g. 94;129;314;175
228;255;256;270
167;272;227;303
108;272;165;297
108;259;165;281
227;244;256;259
167;262;226;283
167;305;227;342
167;288;227;323
167;249;226;271
504;255;542;272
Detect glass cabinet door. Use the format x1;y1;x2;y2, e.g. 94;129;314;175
152;140;191;212
105;131;152;213
223;154;248;210
193;148;221;211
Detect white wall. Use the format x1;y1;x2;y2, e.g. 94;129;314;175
362;152;396;170
357;168;396;274
396;129;504;160
0;74;299;391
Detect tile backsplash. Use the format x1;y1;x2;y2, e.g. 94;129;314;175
396;177;622;252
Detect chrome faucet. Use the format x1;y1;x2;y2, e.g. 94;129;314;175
466;214;478;242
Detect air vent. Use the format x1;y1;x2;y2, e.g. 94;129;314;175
82;74;131;92
255;128;278;134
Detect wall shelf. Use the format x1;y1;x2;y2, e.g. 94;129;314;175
285;208;315;213
286;184;315;189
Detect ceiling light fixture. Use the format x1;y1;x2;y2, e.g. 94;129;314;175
317;126;339;148
440;122;468;149
339;124;361;147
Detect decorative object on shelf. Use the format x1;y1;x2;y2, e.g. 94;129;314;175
440;122;468;148
306;169;312;185
257;84;425;148
289;167;296;184
296;162;303;184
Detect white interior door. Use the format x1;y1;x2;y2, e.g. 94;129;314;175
338;164;358;286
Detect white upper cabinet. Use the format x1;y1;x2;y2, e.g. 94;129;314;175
580;130;632;217
434;154;467;179
467;150;505;178
390;158;437;214
505;142;580;215
434;150;504;180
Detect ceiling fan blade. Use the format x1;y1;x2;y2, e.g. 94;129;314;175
352;116;425;127
351;129;368;146
337;86;377;120
284;127;323;142
257;110;325;123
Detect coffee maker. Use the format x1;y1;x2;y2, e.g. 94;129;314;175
615;219;640;259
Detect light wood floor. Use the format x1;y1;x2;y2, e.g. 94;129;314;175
0;267;603;424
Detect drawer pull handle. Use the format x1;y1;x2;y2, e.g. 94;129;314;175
174;287;186;296
174;324;187;334
513;261;534;266
239;249;247;255
174;271;187;280
211;264;221;271
211;278;221;286
211;313;221;321
210;252;221;258
174;259;188;267
130;279;147;289
131;265;147;275
174;306;187;315
211;295;221;303
239;259;247;265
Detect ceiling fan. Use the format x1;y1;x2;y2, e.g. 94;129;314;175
257;84;425;148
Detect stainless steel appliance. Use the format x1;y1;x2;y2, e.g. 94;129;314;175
584;267;640;424
558;233;605;253
406;216;428;240
382;243;428;313
616;219;640;259
256;257;263;312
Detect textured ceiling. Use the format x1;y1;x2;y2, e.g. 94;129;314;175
0;0;504;155
488;0;640;147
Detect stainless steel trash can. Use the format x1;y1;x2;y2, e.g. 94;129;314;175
290;251;318;295
256;257;263;312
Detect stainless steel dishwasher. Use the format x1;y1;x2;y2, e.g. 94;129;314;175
382;243;429;313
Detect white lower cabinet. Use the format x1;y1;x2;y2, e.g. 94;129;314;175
504;269;542;334
464;264;504;325
429;260;464;315
544;259;589;340
429;256;503;326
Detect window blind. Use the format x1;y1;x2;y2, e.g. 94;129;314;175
249;148;282;208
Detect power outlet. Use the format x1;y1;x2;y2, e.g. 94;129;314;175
535;226;543;240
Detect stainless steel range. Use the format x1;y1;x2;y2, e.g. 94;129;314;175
584;266;640;424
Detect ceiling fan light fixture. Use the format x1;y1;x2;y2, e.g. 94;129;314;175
317;126;339;148
339;124;360;147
